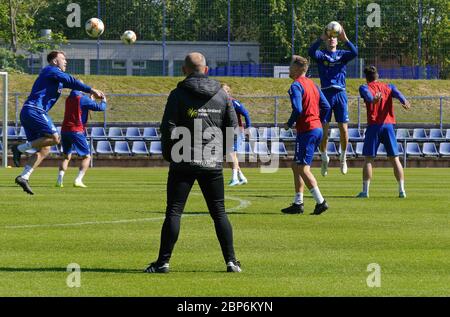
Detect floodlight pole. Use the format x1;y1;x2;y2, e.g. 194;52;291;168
1;72;8;168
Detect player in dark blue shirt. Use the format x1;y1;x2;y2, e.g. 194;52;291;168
13;51;105;195
309;25;357;177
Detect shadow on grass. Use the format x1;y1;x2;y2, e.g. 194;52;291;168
0;267;141;274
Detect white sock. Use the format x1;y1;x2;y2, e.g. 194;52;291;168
18;142;32;153
238;169;246;180
232;169;238;180
293;192;303;205
75;170;86;183
363;180;370;194
20;165;34;180
340;150;347;162
310;187;325;204
57;170;65;184
399;180;405;193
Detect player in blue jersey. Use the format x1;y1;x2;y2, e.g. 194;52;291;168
309;25;358;176
12;51;105;195
222;84;251;186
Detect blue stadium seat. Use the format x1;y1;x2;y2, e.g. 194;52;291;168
90;127;107;140
125;127;141;139
428;129;444;140
270;142;288;156
236;142;252;155
412;128;427;140
406;142;422;156
279;128;295;141
259;127;279;140
329;128;340;140
348;128;363;141
252;142;269;155
114;141;131;155
108;127;123;140
248;127;259;141
338;143;355;157
0;126;17;139
19;126;26;138
149;141;162;155
355;142;364;156
422;142;439;157
396;128;410;139
96;141;113;155
143;127;159;140
397;142;404;155
326;142;339;156
377;143;387;156
131;141;148;155
439;143;450;156
446;129;450;140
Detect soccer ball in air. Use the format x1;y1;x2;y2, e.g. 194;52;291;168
85;18;105;38
325;21;342;38
121;30;137;45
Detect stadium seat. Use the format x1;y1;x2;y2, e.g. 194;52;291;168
279;128;295;141
438;143;450;156
326;142;339;156
348;128;363;141
338;143;355;157
252;142;270;155
125;127;141;139
96;141;113;155
259;127;279;140
108;127;123;140
114;141;131;155
236;142;252;155
149;141;163;155
397;142;404;155
131;141;148;155
396;128;410;140
422;142;439;157
248;127;259;141
329;128;340;140
428;129;444;140
0;126;17;139
19;126;26;138
90;127;107;140
412;128;427;140
406;142;422;156
355;142;364;156
446;129;450;140
270;142;288;156
377;143;387;156
143;127;159;140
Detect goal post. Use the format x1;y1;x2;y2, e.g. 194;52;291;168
1;72;8;168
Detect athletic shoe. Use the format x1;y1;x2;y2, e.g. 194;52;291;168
356;192;369;198
238;176;248;185
311;200;329;215
15;176;34;195
399;191;407;198
144;262;170;273
226;260;242;273
340;159;348;175
12;145;21;167
281;203;304;214
73;181;87;188
228;179;240;187
321;155;330;177
55;182;64;188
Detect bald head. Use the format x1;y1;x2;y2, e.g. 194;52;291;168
183;52;208;75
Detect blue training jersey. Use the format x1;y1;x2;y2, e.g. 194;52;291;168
308;39;358;91
23;65;92;113
232;99;251;128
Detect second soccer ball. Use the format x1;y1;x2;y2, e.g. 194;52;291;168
85;18;105;38
326;21;342;38
121;30;137;45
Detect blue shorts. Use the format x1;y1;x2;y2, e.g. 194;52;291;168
363;124;398;157
61;132;91;157
322;88;349;123
20;106;58;142
294;128;323;166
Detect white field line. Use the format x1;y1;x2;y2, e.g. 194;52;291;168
4;195;251;229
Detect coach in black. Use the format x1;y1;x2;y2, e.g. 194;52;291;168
144;52;242;273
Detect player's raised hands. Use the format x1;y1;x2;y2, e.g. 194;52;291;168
338;26;349;42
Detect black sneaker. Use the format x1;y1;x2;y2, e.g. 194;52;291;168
311;200;329;215
12;145;22;167
226;260;242;272
281;203;304;214
15;176;34;195
143;262;169;273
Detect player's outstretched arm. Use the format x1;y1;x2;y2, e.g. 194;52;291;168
389;84;410;109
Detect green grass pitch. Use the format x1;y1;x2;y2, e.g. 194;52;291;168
0;167;448;296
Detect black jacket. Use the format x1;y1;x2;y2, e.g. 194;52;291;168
160;72;238;171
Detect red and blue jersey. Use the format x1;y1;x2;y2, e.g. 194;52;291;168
231;99;251;128
287;76;331;133
61;90;107;133
308;39;358;91
23;65;92;113
359;81;407;125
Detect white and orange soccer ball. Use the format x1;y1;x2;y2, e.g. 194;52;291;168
326;21;342;38
85;18;105;38
121;30;137;45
